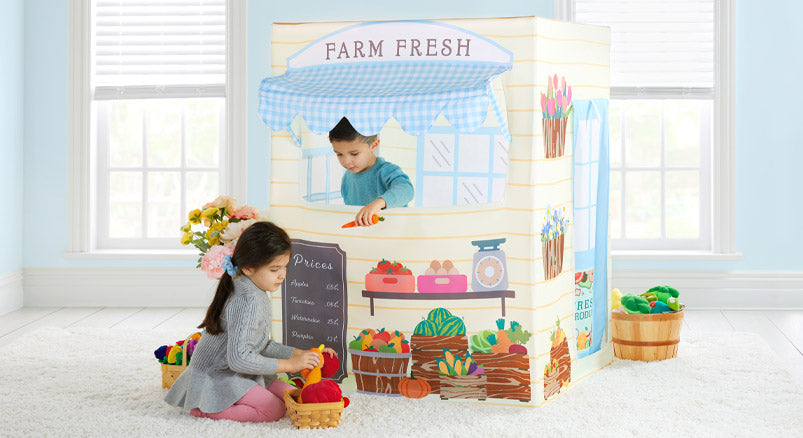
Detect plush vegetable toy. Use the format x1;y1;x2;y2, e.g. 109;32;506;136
621;294;651;314
641;285;681;311
611;288;622;311
298;344;345;405
649;301;672;314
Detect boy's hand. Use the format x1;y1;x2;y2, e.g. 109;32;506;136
355;198;386;226
321;347;338;357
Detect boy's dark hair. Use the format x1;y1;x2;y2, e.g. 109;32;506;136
199;221;292;335
328;117;378;145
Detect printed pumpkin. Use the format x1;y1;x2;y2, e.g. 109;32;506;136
398;377;431;399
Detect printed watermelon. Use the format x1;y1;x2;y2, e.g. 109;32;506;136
426;308;453;326
414;319;438;336
437;315;466;336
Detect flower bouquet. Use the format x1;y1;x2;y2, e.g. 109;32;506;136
540;74;573;159
180;195;263;279
541;205;568;281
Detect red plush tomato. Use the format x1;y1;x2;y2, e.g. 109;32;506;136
300;380;342;403
342;396;350;408
320;352;340;378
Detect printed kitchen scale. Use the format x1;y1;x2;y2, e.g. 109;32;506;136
471;238;509;291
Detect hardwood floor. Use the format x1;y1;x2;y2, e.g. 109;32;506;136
1;308;801;386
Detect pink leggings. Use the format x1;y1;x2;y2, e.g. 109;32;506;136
190;380;295;423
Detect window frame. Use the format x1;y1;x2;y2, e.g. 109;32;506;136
556;0;737;257
67;0;247;256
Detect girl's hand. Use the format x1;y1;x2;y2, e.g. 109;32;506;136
321;347;337;357
289;349;321;373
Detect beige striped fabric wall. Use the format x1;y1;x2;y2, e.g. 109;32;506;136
267;17;610;407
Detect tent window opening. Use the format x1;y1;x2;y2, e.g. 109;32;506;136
300;146;345;204
298;122;510;208
417;127;509;207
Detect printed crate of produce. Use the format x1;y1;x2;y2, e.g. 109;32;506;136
365;259;415;293
410;308;468;394
437;349;487;400
469;319;532;401
417;260;467;293
348;328;411;396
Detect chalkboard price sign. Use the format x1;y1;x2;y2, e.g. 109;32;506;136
281;239;348;382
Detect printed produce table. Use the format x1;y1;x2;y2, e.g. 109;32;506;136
362;290;515;317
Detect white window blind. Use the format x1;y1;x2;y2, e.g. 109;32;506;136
93;0;226;99
574;0;714;88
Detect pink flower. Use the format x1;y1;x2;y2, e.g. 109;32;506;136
230;205;259;220
540;93;547;114
203;195;238;214
567;86;572;106
553;74;558;91
556;92;563;114
547;98;554;117
200;245;234;279
220;218;258;246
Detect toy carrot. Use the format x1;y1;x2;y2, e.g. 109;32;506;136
341;215;385;228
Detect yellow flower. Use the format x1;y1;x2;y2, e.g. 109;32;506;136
180;221;192;233
201;207;218;219
206;228;221;246
202;217;211;227
181;232;193;245
188;209;202;224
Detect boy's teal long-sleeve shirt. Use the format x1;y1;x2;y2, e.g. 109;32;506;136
341;157;414;208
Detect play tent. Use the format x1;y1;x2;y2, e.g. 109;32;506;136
259;17;611;406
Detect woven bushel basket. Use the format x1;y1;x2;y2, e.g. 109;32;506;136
284;388;343;429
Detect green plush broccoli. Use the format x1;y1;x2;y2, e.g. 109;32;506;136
620;294;651;314
642;285;681;311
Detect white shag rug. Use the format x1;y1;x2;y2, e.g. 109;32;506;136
1;327;801;437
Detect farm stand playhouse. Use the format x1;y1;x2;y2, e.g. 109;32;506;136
259;16;612;406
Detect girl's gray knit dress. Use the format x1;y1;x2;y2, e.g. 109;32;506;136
164;275;295;413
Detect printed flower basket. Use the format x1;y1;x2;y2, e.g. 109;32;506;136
284;389;343;429
439;374;487;400
542;117;569;159
542;234;565;280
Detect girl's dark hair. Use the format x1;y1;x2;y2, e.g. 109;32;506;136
328;117;378;145
199;221;292;335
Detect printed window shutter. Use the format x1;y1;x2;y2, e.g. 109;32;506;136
574;0;714;88
93;0;226;98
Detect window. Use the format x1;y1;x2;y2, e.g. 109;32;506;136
68;0;246;253
417;127;509;207
563;0;734;253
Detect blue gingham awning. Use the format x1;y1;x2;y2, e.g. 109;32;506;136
258;57;513;145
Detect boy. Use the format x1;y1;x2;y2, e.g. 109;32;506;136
329;117;414;227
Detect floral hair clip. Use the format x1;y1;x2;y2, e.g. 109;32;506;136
221;255;238;277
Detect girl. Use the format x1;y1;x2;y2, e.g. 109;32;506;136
165;221;336;422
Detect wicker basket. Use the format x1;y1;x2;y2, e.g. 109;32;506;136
160;335;193;389
284;388;343;429
611;310;684;361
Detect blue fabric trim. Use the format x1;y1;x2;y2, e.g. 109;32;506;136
572;98;610;359
259;26;513;145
